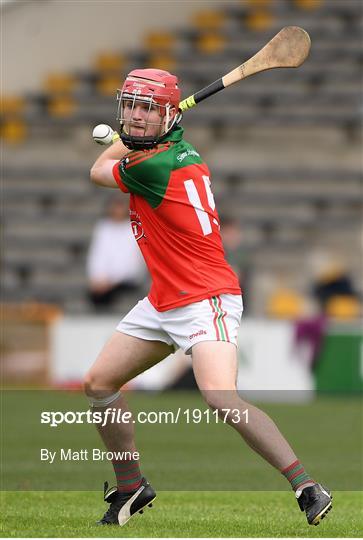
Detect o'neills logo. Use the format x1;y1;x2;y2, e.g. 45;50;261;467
189;329;207;340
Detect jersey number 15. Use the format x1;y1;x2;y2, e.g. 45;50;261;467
184;176;219;236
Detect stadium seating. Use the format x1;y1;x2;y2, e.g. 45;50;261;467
325;296;361;320
1;96;28;143
2;0;362;316
266;287;306;319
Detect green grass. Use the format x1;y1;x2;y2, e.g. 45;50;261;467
2;392;362;491
1;490;362;537
2;392;362;536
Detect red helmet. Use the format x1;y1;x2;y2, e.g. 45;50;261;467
116;68;181;150
121;68;180;110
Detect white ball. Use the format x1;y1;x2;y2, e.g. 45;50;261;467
92;124;115;145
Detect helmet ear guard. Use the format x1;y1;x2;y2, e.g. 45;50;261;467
116;69;182;151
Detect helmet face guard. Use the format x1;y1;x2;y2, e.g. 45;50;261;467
116;91;178;150
116;69;181;151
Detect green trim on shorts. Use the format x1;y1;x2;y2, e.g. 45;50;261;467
212;296;227;341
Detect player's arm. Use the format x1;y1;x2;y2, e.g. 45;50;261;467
90;140;129;188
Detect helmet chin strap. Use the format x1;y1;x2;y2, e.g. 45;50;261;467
161;104;182;135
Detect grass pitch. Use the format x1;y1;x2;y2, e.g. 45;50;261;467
1;490;362;537
3;392;362;491
2;392;362;537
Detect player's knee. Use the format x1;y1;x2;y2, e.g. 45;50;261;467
200;387;239;412
83;371;98;398
83;370;116;399
200;388;225;411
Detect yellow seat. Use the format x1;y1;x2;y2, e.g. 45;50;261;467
44;73;76;95
267;288;305;319
96;75;123;96
0;119;27;143
196;33;226;54
147;54;176;72
192;9;225;31
293;0;324;10
245;0;272;6
144;32;175;52
1;96;25;116
94;52;125;73
47;96;77;117
326;296;360;320
246;10;275;31
0;95;27;144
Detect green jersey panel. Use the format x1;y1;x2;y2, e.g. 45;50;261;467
117;127;204;208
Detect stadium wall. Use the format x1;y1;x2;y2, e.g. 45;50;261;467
47;316;362;397
49;317;362;398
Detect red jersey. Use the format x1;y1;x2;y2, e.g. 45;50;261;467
112;126;241;311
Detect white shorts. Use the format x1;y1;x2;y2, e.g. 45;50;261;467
116;294;243;355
